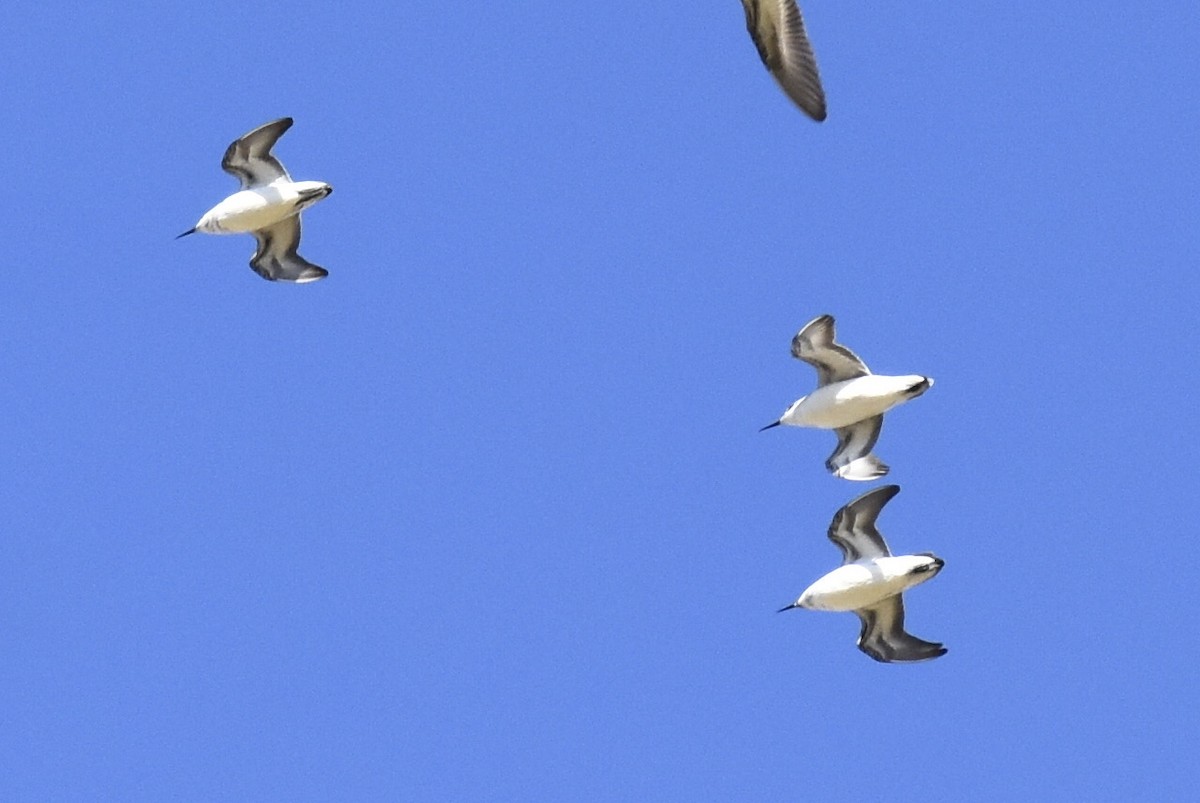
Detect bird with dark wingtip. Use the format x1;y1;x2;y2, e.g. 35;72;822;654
779;485;947;663
740;0;827;121
177;117;332;283
760;315;933;481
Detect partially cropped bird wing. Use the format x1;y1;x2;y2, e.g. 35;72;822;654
742;0;827;121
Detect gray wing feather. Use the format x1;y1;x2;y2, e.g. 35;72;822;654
770;0;827;121
222;117;294;188
249;215;328;283
827;416;887;481
826;484;898;563
742;0;827;121
791;314;871;387
855;596;947;663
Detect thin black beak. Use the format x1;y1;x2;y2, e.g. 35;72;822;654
175;228;196;239
759;420;782;432
777;603;800;613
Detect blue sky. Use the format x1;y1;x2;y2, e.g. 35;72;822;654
2;1;1197;799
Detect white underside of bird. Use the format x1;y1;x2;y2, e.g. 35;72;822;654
778;374;932;430
178;117;332;283
193;181;329;236
763;315;933;481
796;555;939;612
780;485;946;663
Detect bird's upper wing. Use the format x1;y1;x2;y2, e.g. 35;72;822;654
826;484;899;563
249;215;328;283
855;595;947;663
222;117;294;189
742;0;827;121
791;314;870;387
826;416;887;482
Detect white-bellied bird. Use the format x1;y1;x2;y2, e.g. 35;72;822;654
177;117;332;283
779;485;946;663
761;315;933;481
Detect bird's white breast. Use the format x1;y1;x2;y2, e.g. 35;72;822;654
800;558;927;612
198;184;304;234
788;375;925;429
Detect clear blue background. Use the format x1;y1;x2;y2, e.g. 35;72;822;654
1;1;1196;799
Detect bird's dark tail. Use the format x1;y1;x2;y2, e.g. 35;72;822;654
907;377;934;399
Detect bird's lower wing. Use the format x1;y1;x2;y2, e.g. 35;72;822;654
250;215;328;283
855;596;946;663
827;416;887;481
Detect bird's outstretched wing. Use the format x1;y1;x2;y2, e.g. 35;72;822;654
791;314;870;387
826;484;898;563
222;117;294;189
741;0;827;121
855;595;947;663
249;215;328;283
826;416;887;481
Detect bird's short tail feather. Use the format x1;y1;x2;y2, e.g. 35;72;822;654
907;377;933;398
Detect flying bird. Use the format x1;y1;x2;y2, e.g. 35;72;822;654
760;314;932;481
779;485;946;663
177;117;332;283
740;0;827;121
